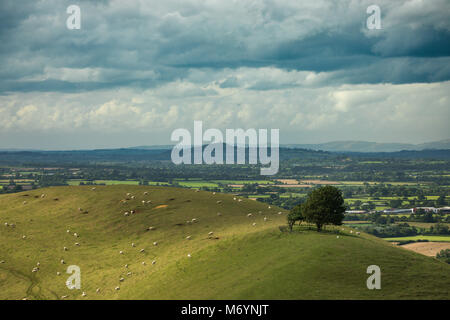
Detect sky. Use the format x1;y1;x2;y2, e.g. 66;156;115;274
0;0;449;150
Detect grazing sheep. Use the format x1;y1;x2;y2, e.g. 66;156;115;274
142;200;146;204
0;260;4;264
268;206;271;209
278;212;282;215
216;200;222;204
119;251;124;254
356;232;360;235
146;200;152;204
337;236;340;239
247;213;252;217
142;262;146;266
131;196;135;200
126;193;131;197
186;236;191;240
61;259;65;264
208;231;214;236
213;192;216;195
153;242;158;246
127;272;132;276
81;292;86;297
61;295;68;299
10;223;15;228
264;217;268;222
130;210;135;214
115;286;120;291
140;249;145;253
124;212;129;216
252;223;257;226
119;278;124;282
23;201;27;205
36;262;40;266
131;243;136;247
144;192;148;195
75;243;80;246
73;233;78;238
4;223;8;227
41;194;45;198
217;212;221;216
238;199;242;202
66;229;70;233
233;197;237;200
92;187;96;190
191;218;197;223
32;267;39;273
125;264;128;268
22;235;26;239
350;230;353;234
78;208;83;212
187;254;191;258
195;190;200;192
96;288;100;293
63;247;68;251
57;272;61;276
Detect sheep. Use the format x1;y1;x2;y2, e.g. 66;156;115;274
78;208;83;212
238;199;242;202
131;196;135;200
75;242;80;246
191;218;197;223
119;278;124;282
22;235;26;239
66;229;70;233
81;292;86;297
148;226;155;231
36;262;40;266
350;230;353;234
216;200;222;204
61;295;68;299
146;200;152;204
153;242;158;246
91;187;96;190
127;272;132;276
63;247;68;251
152;260;156;265
263;217;268;222
356;232;361;235
41;194;45;198
125;264;128;268
23;201;27;205
268;206;271;209
195;190;200;192
142;200;146;204
217;212;222;216
4;222;8;227
337;236;340;239
213;192;216;195
142;262;146;266
56;272;61;276
61;259;65;264
32;267;39;273
278;212;282;215
119;251;124;255
187;254;191;258
252;223;257;226
186;236;191;240
140;248;145;253
115;286;120;291
247;213;252;217
124;212;129;216
0;260;4;264
96;288;100;293
131;243;136;247
233;197;237;201
208;231;214;236
144;192;148;195
73;233;78;238
126;193;131;197
10;223;15;228
130;210;135;214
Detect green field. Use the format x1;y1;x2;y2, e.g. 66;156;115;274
0;186;449;300
384;236;450;242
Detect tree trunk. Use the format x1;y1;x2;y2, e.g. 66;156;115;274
317;223;322;232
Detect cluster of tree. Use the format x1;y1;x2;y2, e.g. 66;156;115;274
436;249;450;264
358;223;418;238
287;186;346;232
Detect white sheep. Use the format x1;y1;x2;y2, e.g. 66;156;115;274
131;243;136;247
187;254;191;258
217;212;222;216
96;288;100;293
119;278;124;282
119;250;124;254
63;247;68;251
252;223;257;226
125;264;128;268
148;226;155;230
115;286;120;291
264;217;268;222
140;248;145;253
144;192;148;195
124;212;129;216
278;212;282;215
247;213;252;217
75;242;80;246
238;199;242;202
186;236;191;240
216;200;222;204
356;232;360;235
191;218;197;223
81;292;86;297
73;233;78;237
152;260;156;265
61;259;65;264
4;223;8;227
66;229;70;233
153;242;158;246
208;231;214;236
142;262;146;266
22;235;26;239
57;272;61;276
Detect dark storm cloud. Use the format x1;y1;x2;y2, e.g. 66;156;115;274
0;0;449;93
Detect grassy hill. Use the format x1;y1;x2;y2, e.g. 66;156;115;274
0;185;449;300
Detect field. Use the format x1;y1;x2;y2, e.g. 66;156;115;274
0;186;449;300
400;242;450;257
384;236;450;242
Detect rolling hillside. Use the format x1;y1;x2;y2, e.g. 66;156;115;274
0;186;449;300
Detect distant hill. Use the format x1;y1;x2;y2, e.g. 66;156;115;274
284;139;450;152
1;185;449;299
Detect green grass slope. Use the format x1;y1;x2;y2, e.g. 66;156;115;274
0;185;449;300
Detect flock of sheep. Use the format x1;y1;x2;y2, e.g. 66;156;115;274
1;186;360;300
2;187;284;300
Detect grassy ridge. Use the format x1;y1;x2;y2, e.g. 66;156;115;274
0;186;449;300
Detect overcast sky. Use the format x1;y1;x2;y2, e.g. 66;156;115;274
0;0;449;150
